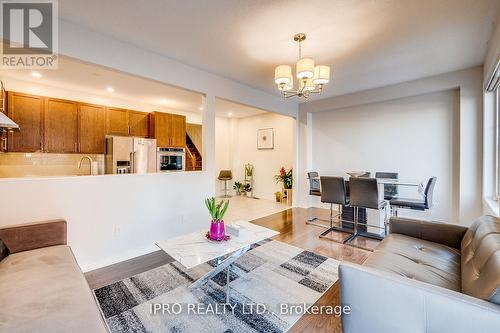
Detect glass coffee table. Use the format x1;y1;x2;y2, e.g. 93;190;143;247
156;221;279;303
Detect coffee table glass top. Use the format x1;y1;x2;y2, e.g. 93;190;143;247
156;221;279;269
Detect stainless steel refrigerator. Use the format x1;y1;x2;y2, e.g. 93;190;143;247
105;136;157;174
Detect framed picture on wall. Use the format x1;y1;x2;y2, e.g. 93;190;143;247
257;128;274;149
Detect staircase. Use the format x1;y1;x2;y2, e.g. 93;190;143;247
186;134;202;171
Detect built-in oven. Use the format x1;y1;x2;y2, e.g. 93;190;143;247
157;147;185;172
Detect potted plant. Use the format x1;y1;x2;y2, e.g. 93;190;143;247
233;181;243;195
242;183;252;196
245;164;254;177
274;167;293;189
205;197;229;241
274;191;282;202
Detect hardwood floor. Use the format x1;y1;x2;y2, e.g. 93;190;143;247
85;249;173;290
85;207;380;333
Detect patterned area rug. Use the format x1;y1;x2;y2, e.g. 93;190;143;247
94;239;340;333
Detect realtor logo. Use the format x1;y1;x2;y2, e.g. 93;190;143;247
1;0;58;68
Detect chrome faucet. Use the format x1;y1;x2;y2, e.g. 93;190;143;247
78;156;93;175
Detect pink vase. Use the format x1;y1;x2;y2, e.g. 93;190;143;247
210;220;225;241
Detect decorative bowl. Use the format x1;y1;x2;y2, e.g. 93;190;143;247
205;231;231;242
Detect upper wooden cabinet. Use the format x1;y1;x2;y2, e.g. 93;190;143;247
7;92;107;154
170;114;186;147
149;112;186;147
5;91;157;154
7;92;43;152
106;108;149;137
79;104;106;154
149;111;169;147
106;107;129;136
44;98;79;153
129;110;149;137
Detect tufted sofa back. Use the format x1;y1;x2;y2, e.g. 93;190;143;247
461;215;500;305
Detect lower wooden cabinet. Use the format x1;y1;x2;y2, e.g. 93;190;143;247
44;98;79;153
79;104;106;154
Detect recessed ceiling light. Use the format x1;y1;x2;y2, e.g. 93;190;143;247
199;107;204;111
31;71;42;78
160;99;168;104
106;86;115;93
227;112;233;117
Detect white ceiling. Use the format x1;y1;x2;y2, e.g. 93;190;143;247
58;0;500;101
0;55;268;119
215;98;268;119
0;56;205;112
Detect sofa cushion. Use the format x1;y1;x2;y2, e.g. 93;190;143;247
364;233;461;291
0;245;107;333
461;215;500;305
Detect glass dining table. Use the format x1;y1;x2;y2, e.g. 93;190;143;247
343;176;424;237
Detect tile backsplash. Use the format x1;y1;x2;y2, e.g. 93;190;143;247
0;153;105;178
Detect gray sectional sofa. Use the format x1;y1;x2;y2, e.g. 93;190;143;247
339;215;500;333
0;220;108;333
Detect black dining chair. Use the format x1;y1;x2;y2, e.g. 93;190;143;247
307;172;321;196
389;177;437;216
375;172;399;200
306;172;335;227
318;176;354;242
345;177;388;245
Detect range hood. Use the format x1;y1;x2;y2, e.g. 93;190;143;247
0;112;20;132
0;81;20;132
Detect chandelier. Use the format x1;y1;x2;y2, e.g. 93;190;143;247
274;33;330;99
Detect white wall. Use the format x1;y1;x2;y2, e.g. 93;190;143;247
0;172;211;272
215;113;295;200
298;66;483;225
311;90;459;222
214;117;232;179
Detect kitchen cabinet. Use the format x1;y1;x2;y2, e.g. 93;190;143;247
79;103;106;154
106;108;149;137
5;91;186;155
106;107;129;136
149;112;186;147
129;110;149;137
170;114;186;147
7;92;43;152
44;98;79;153
149;111;169;147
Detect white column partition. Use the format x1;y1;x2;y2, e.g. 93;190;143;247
202;94;216;196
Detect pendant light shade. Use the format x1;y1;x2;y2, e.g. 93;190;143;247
312;65;330;85
296;57;315;79
274;65;292;84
